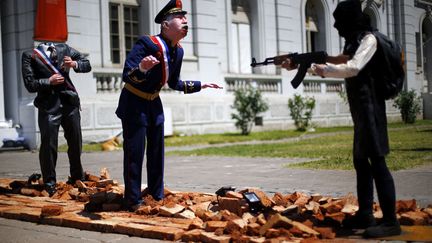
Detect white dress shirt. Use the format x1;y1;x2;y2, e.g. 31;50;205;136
320;33;377;78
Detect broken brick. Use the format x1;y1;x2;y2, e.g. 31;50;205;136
259;214;293;235
160;204;185;217
314;226;335;239
396;199;417;213
41;205;63;217
188;217;204;230
200;231;231;243
205;221;228;232
225;218;247;234
20;188;41;197
218;197;242;216
182;229;203;242
400;211;429;225
176;209;195;219
85;172;100;182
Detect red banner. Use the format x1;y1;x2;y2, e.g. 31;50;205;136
34;0;68;42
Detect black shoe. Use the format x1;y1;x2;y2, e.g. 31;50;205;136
363;221;401;238
122;199;143;212
66;176;85;185
126;203;141;212
342;213;377;229
45;184;57;197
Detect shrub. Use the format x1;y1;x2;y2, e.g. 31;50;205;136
231;86;269;135
288;94;316;131
393;89;421;124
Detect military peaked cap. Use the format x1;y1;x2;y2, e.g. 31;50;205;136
155;0;187;24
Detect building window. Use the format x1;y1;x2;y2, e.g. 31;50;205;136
231;5;252;74
305;16;318;52
109;2;139;65
305;0;326;53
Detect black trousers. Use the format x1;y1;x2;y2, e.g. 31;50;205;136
38;105;84;184
354;156;397;223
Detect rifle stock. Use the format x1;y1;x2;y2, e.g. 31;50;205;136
251;51;328;88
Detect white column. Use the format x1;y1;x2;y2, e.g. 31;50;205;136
0;7;6;124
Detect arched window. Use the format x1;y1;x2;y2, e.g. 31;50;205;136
231;1;252;74
422;16;432;91
305;0;326;53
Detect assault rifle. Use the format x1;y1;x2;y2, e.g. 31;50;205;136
250;51;328;88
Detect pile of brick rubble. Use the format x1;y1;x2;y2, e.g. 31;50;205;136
0;168;431;242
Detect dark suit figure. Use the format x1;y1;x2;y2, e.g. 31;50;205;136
22;42;91;195
116;0;221;211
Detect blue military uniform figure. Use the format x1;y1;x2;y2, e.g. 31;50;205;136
116;0;221;210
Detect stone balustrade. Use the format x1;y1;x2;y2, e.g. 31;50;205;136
225;75;282;93
94;71;123;93
303;78;345;94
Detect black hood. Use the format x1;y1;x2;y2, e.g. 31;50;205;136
333;0;372;39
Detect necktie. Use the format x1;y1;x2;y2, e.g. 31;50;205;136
47;46;76;92
48;46;57;66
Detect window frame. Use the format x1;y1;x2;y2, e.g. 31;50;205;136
230;5;252;74
109;0;140;66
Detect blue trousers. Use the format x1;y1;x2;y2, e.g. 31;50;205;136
122;120;164;206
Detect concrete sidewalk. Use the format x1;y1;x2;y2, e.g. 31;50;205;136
0;150;431;242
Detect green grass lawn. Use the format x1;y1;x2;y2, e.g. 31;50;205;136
165;120;432;147
168;124;432;171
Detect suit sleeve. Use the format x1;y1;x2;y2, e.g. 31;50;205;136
21;51;51;93
167;49;201;94
69;46;92;73
122;37;150;84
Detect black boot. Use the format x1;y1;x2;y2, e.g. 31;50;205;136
342;213;377;229
44;183;57;197
363;220;401;238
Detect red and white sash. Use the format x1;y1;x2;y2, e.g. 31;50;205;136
150;35;170;85
33;46;76;92
33;47;60;75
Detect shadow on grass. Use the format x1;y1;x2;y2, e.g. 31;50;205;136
419;129;432;133
394;147;432;152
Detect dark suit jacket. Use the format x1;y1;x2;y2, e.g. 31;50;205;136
22;43;91;114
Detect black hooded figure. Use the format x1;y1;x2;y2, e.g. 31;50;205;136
287;0;402;238
332;0;401;238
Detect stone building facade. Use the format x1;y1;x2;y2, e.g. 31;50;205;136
0;0;431;149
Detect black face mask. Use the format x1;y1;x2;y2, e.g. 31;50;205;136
333;0;370;39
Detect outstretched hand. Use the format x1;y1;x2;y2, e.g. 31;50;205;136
202;83;223;89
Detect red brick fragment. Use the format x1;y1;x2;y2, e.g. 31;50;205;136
41;205;63;217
